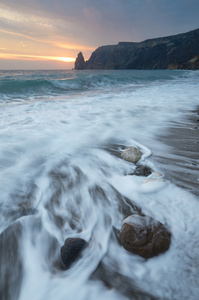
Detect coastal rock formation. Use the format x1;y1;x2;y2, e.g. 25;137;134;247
74;52;86;70
120;215;171;258
75;28;199;70
121;146;142;164
60;238;87;269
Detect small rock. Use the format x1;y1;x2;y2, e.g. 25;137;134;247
153;171;163;177
121;147;142;164
120;215;171;258
60;238;87;269
134;165;152;176
143;178;164;184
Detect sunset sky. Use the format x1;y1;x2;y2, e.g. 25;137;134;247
0;0;199;70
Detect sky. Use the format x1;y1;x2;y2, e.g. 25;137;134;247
0;0;199;70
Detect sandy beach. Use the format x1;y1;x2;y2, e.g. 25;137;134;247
153;107;199;196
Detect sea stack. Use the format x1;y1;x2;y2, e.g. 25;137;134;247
74;52;86;70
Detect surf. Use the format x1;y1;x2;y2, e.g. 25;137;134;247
0;69;199;300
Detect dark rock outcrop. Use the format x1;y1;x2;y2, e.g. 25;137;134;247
60;238;87;269
75;28;199;70
120;215;171;258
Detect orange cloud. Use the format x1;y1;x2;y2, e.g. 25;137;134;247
0;29;94;53
56;42;95;51
0;29;57;45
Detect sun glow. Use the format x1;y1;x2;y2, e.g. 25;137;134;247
56;57;76;62
0;53;75;63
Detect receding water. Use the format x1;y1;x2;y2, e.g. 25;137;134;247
0;69;199;300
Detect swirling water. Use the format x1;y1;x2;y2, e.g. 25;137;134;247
0;69;199;300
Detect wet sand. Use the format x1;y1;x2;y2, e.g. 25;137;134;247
152;107;199;196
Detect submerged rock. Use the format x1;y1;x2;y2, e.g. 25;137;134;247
91;229;158;299
0;222;23;300
120;215;171;258
60;238;87;269
121;146;142;164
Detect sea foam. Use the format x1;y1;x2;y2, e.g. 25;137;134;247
0;69;199;300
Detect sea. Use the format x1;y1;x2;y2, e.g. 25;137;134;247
0;69;199;300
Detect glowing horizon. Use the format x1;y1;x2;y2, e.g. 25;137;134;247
0;6;92;69
0;53;76;63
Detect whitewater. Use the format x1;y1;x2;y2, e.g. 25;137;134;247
0;69;199;300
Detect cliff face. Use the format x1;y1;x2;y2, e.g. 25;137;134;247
75;28;199;70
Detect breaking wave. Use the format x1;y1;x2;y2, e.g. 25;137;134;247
0;69;195;103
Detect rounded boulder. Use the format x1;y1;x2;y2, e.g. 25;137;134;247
120;215;171;258
121;147;142;164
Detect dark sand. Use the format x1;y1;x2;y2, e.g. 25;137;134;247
152;107;199;196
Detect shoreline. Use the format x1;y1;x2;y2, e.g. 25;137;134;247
152;107;199;196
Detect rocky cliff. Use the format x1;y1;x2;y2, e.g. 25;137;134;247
75;28;199;70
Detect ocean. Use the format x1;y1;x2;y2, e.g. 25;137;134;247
0;69;199;300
